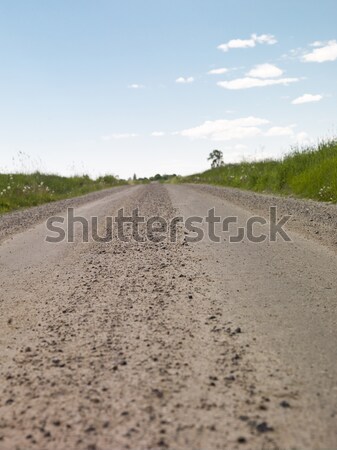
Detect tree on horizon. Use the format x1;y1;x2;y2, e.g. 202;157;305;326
208;150;224;169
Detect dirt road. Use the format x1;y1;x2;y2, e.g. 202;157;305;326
0;184;336;450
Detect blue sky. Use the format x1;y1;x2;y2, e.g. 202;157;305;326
0;0;336;179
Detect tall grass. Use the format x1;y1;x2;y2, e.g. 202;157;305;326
182;138;337;203
0;172;126;214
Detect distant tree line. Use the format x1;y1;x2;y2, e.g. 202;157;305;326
131;173;178;183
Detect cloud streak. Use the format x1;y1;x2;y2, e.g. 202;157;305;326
179;117;270;141
218;33;277;52
292;94;323;105
217;77;299;90
101;133;138;140
176;76;194;84
302;40;337;62
208;67;229;75
128;84;144;89
179;117;296;141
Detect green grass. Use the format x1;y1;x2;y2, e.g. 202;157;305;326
181;138;337;203
0;172;127;214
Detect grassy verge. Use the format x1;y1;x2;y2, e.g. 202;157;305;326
181;138;337;203
0;173;127;214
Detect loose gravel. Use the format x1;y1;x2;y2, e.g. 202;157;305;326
188;184;337;251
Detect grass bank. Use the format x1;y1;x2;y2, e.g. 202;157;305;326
181;138;337;203
0;173;126;214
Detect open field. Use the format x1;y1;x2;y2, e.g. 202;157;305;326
182;139;337;203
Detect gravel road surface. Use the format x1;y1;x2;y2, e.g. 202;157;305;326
0;184;336;450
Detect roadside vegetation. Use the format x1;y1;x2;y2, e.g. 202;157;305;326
182;138;337;203
0;173;126;214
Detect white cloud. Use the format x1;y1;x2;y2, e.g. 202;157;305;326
265;126;295;137
302;40;337;62
208;67;229;75
282;47;303;60
128;84;144;89
295;132;313;146
310;41;324;48
175;76;194;84
234;144;248;150
246;63;283;78
179;117;297;142
218;33;277;52
179;116;270;141
151;131;166;137
217;76;299;90
218;38;255;52
253;34;278;45
101;133;138;140
292;94;323;105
